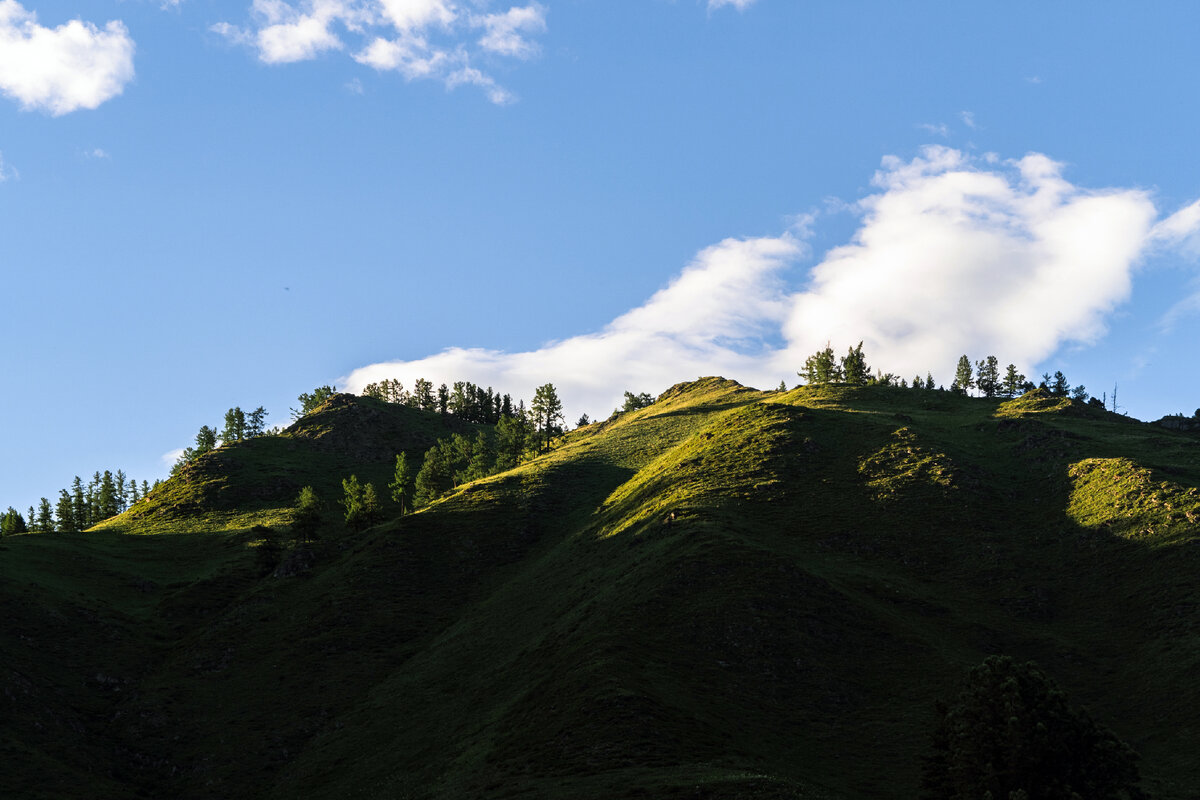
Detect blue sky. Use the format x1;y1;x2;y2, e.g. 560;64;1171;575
3;0;1200;513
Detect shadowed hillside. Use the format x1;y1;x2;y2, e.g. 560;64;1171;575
2;379;1198;798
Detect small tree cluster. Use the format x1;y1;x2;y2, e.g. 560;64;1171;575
414;430;505;506
174;404;273;474
291;385;337;421
411;386;563;507
922;656;1146;800
11;470;155;533
620;391;654;413
363;377;517;425
341;475;382;531
1;507;28;536
220;406;269;444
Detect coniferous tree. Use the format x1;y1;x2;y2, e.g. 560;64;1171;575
292;486;322;543
841;342;870;385
27;506;36;531
952;355;974;395
1071;384;1089;402
360;482;382;529
449;433;474;484
495;412;528;471
98;471;119;520
114;469;128;512
437;383;450;417
71;477;87;530
389;452;413;514
800;342;841;384
36;498;53;532
246;406;268;437
129;478;140;505
341;475;364;529
221;407;246;444
621;391;654;412
922;656;1146;800
1001;363;1026;398
196;426;219;455
415;441;455;506
531;383;564;453
1;507;27;535
291;386;336;421
141;480;151;499
926;372;936;391
975;356;1000;398
1051;371;1070;397
577;413;591;426
413;378;435;411
461;431;495;483
55;490;75;532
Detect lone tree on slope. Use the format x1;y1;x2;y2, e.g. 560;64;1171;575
531;383;565;453
921;655;1146;800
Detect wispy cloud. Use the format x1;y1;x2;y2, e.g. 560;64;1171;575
917;122;949;137
960;110;977;129
0;1;136;115
473;3;546;59
341;148;1200;419
0;149;16;181
708;0;758;11
214;1;548;104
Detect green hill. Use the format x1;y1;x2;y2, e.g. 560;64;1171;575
2;379;1199;798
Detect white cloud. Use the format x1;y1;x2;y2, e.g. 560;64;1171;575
161;448;186;468
1159;287;1200;333
246;0;359;64
917;122;949;137
961;110;977;129
0;1;135;115
342;147;1200;418
473;3;546;59
86;147;110;159
447;65;514;105
216;0;546;103
377;0;456;31
779;146;1158;382
341;235;803;418
708;0;757;10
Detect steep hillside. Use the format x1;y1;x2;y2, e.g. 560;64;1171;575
102;393;481;533
2;380;1199;799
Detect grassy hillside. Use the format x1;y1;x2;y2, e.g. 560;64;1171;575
2;380;1199;798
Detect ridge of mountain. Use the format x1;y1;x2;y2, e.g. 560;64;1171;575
2;378;1198;799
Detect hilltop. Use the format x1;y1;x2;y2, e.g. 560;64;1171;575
2;379;1199;799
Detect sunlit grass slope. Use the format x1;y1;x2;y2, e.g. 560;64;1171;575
3;381;1199;799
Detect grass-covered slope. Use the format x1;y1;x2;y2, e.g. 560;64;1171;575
3;381;1199;798
99;393;481;534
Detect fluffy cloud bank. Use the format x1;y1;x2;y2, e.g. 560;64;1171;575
342;147;1200;419
0;1;135;115
214;0;547;103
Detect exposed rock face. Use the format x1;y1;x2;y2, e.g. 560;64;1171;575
1154;415;1200;432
